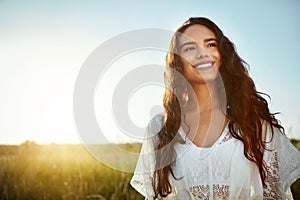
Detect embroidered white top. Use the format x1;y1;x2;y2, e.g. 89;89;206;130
130;114;300;199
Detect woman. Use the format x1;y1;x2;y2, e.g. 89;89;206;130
131;17;300;199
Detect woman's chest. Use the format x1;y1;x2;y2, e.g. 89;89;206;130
175;139;237;186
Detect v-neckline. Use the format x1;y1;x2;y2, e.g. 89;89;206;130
179;122;229;150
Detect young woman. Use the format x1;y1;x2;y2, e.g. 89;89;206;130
131;17;300;199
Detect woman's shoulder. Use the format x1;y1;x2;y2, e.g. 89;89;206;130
261;120;299;162
261;120;284;143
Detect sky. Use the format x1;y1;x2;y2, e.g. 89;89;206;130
0;0;299;144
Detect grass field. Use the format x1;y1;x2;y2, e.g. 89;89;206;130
0;140;299;200
0;142;144;200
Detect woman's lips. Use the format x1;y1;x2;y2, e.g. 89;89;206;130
193;61;215;70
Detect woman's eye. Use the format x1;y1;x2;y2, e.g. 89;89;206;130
207;43;217;48
184;47;196;52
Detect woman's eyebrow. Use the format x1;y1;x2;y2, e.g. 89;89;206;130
180;38;217;49
204;38;217;43
179;41;196;49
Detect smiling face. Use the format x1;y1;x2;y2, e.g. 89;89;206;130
178;24;221;85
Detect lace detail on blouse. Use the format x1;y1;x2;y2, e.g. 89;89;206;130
190;184;229;200
263;151;281;199
220;131;232;143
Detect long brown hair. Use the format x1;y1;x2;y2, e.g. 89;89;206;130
152;17;284;198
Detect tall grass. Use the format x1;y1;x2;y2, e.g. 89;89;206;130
0;142;144;200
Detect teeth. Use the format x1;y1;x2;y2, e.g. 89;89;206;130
195;62;213;70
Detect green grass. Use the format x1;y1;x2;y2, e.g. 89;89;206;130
0;142;144;200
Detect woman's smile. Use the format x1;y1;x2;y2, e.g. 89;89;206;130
193;61;215;71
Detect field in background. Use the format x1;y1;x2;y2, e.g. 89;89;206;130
0;140;299;200
0;142;144;200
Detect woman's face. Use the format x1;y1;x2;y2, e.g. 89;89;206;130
178;24;221;85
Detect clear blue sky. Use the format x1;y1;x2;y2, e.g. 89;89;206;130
0;0;299;144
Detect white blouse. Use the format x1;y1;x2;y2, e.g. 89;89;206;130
131;114;300;199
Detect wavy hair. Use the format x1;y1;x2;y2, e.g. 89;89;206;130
152;17;284;198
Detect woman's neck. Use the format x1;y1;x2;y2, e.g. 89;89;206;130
189;82;220;113
182;81;228;147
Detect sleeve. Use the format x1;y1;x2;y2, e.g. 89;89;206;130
130;114;164;199
263;123;300;199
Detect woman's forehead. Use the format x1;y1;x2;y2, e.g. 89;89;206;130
178;24;216;44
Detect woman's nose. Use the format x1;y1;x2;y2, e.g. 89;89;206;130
196;46;208;58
